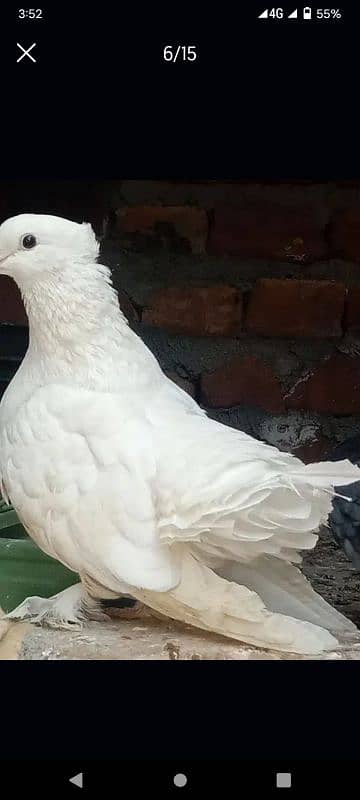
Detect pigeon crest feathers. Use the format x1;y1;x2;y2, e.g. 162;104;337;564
0;213;122;355
0;213;100;284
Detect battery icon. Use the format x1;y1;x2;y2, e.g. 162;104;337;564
303;6;311;18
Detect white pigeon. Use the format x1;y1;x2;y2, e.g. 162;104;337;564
0;213;359;656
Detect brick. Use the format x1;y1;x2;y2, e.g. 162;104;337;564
115;206;208;254
286;355;360;414
292;437;332;464
245;279;345;338
165;371;196;398
142;285;242;336
330;207;360;261
200;355;285;412
344;286;360;335
0;277;27;325
208;206;326;262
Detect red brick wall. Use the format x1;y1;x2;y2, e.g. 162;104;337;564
2;180;360;460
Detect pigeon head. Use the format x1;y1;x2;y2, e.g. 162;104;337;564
0;213;99;287
0;213;122;354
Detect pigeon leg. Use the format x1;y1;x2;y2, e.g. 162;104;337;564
5;582;107;629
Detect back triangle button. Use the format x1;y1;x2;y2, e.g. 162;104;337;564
69;773;83;788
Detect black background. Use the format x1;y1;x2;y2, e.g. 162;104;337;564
0;756;358;795
1;0;360;774
1;2;358;178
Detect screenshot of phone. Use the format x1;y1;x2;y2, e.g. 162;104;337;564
0;2;359;793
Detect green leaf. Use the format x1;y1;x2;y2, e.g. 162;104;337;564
0;538;78;613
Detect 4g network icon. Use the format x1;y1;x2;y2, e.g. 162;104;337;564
257;8;342;20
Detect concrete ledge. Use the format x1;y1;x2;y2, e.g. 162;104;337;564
0;616;31;660
0;613;358;660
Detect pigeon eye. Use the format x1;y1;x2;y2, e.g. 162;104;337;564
21;233;37;249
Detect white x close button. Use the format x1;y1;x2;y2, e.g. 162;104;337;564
16;43;37;63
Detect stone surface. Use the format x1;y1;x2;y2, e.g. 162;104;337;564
200;355;284;412
302;527;360;629
292;436;332;464
0;613;31;660
258;411;320;452
3;611;359;661
286;355;360;414
246;278;345;338
142;286;242;336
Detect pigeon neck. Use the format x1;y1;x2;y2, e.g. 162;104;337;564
22;260;129;361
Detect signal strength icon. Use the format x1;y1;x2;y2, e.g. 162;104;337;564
258;9;268;18
288;9;298;18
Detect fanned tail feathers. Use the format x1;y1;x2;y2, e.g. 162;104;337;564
134;458;360;655
129;550;356;656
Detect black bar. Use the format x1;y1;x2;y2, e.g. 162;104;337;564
0;760;358;795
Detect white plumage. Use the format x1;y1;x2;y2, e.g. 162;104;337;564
0;213;359;655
